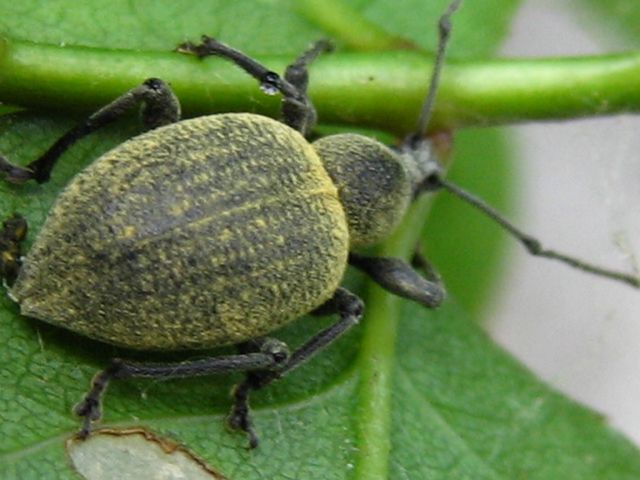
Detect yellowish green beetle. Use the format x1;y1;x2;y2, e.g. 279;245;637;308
0;0;636;448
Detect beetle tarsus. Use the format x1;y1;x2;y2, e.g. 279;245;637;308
0;79;181;185
73;359;125;439
227;374;263;449
0;214;28;285
0;156;35;184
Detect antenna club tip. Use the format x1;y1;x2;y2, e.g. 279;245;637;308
449;0;464;13
439;0;462;33
438;18;452;38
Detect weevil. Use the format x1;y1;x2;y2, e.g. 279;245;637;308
0;0;638;448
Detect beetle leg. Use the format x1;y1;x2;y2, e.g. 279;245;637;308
176;37;332;136
176;37;298;103
281;40;333;136
227;287;363;448
73;339;290;440
226;370;267;449
0;78;180;184
349;252;446;308
0;214;28;287
410;244;443;284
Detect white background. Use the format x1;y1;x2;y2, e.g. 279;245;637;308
489;1;640;445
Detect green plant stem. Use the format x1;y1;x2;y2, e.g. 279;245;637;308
354;195;435;479
1;38;639;134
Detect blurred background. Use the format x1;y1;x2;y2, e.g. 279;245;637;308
490;0;640;446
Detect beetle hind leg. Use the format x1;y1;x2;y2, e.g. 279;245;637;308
227;287;363;448
73;339;290;440
0;214;28;287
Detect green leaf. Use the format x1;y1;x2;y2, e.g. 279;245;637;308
1;1;640;480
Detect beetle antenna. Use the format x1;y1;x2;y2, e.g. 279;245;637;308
431;176;640;288
413;0;462;140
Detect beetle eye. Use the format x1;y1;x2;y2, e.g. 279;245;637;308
420;173;443;192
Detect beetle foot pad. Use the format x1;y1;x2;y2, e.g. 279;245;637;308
227;393;259;449
73;396;102;440
0;156;35;184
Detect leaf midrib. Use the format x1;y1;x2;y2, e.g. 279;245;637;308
351;195;437;479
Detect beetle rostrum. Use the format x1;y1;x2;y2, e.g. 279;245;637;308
0;0;637;448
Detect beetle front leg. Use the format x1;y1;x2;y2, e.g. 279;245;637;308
281;39;333;136
349;252;446;308
176;37;332;136
0;78;180;184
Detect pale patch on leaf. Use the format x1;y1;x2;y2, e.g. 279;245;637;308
67;429;227;480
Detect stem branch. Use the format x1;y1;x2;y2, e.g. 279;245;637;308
0;38;639;134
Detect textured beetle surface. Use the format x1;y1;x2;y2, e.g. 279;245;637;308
11;113;349;350
313;134;412;247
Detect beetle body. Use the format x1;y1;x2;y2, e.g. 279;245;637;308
10;113;351;350
3;5;631;447
0;15;530;446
